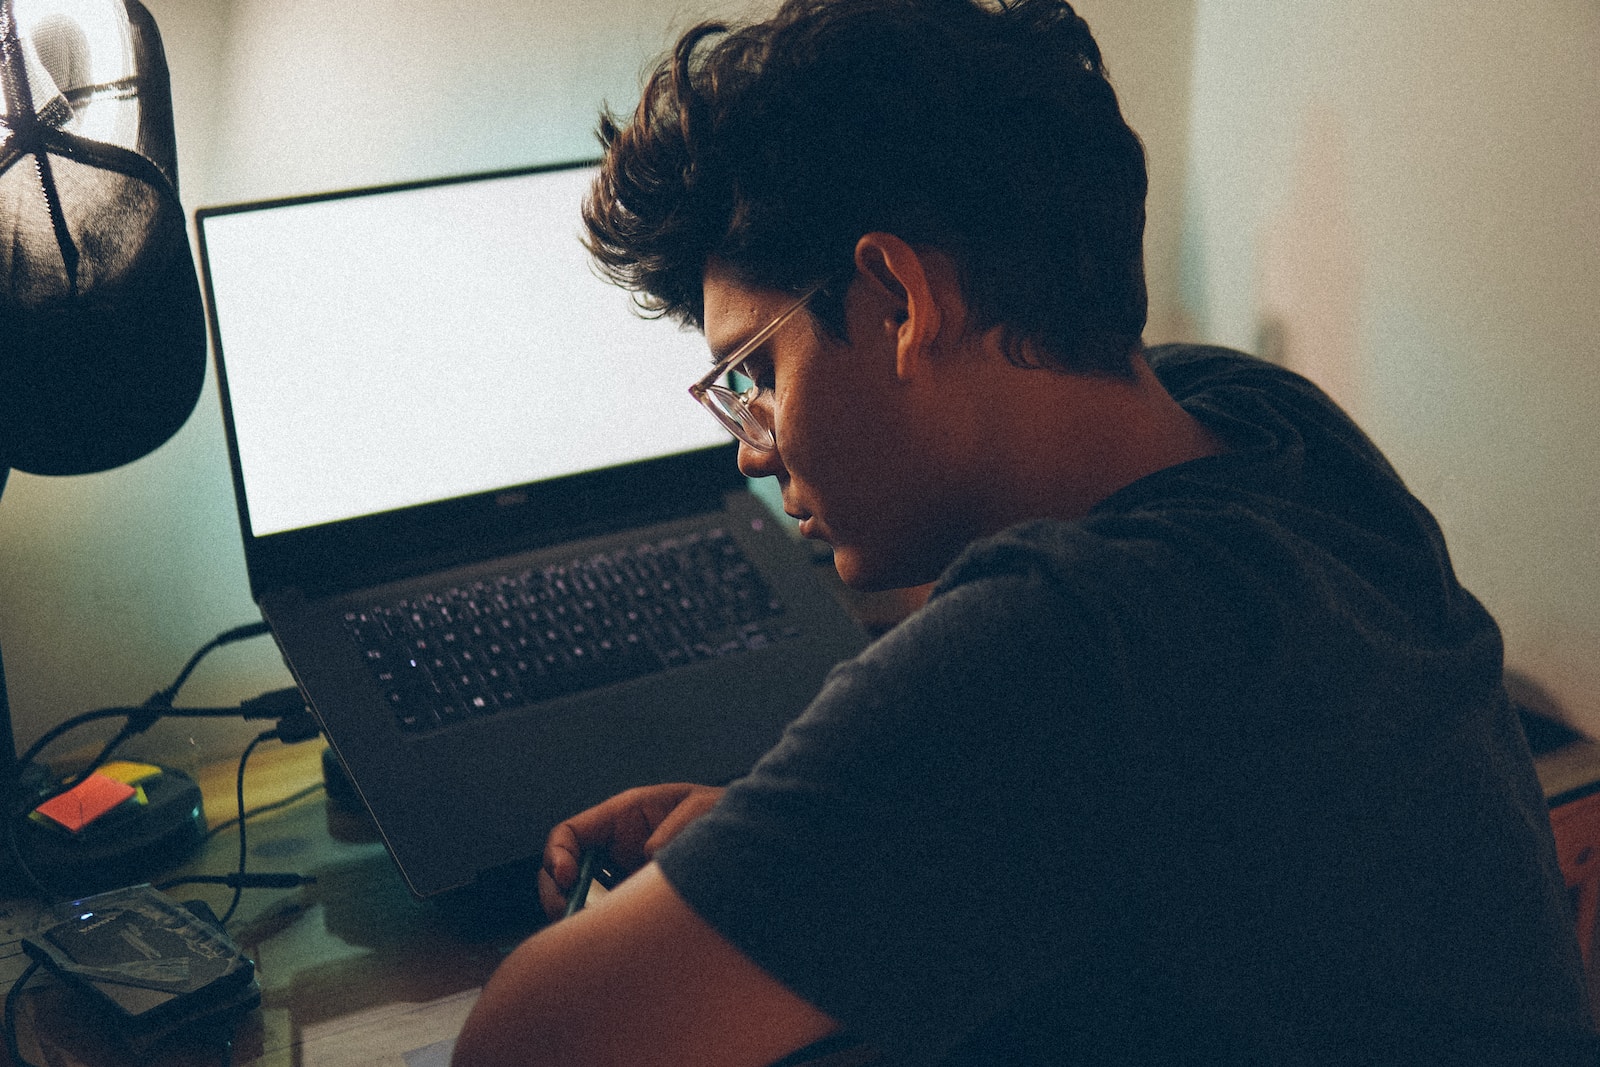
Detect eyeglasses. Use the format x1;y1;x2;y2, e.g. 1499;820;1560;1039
689;281;825;454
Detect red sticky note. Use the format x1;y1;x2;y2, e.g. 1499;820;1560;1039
33;773;137;833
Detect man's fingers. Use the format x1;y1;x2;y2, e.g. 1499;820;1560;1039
537;866;569;920
643;786;725;856
540;783;709;906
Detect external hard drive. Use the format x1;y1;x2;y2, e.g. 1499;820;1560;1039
22;884;260;1052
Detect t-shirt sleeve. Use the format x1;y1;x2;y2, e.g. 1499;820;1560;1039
655;562;1129;1063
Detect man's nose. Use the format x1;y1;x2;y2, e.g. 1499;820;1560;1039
737;437;785;481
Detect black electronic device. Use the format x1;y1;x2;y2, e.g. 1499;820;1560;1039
21;884;259;1054
15;767;206;898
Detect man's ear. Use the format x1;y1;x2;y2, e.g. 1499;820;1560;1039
854;233;943;379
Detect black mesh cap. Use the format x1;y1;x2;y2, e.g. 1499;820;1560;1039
0;0;205;476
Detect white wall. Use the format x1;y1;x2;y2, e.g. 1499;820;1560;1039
1071;1;1199;347
0;0;1199;771
1182;0;1600;732
9;0;1591;776
0;0;760;770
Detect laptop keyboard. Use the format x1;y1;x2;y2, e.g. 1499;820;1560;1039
343;528;797;732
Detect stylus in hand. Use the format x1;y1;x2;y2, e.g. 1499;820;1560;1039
564;848;607;917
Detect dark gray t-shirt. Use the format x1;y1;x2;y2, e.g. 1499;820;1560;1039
657;346;1595;1065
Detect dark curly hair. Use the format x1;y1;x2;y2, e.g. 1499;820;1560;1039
583;0;1148;376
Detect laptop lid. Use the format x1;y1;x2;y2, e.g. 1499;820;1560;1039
196;160;739;599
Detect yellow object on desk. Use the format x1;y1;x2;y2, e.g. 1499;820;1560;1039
96;761;165;786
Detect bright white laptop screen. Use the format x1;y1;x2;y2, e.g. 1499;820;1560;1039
200;164;727;537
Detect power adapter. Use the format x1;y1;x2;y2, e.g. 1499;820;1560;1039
21;884;260;1055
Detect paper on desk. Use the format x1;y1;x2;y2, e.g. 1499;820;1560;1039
292;987;478;1067
275;889;606;1067
403;1039;456;1067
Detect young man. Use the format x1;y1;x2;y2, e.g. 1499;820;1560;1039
452;1;1596;1064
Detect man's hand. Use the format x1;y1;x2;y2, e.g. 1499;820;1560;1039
538;782;725;919
455;781;840;1067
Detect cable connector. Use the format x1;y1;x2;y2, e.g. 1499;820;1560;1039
238;687;304;720
239;688;321;744
226;872;316;889
145;621;273;709
270;709;322;745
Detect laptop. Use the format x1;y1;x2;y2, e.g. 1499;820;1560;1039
195;160;867;899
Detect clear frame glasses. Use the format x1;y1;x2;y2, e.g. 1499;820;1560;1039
689;281;825;454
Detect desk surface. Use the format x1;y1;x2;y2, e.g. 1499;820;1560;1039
0;578;926;1066
6;727;1600;1066
1538;738;1600;806
3;740;538;1067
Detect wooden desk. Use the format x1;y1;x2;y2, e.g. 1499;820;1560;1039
4;739;542;1067
1538;738;1600;980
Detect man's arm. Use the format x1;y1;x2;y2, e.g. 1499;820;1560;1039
452;863;840;1067
451;857;838;1067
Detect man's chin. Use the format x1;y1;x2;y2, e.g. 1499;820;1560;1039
831;548;937;596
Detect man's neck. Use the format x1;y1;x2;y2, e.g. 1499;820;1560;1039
962;352;1225;535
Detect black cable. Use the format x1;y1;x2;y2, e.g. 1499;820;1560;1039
4;701;286;908
2;960;43;1067
157;872;314;891
157;778;321;901
5;621;305;912
0;623;292;1059
17;703;251;772
145;621;272;709
39;718;141;796
203;780;325;840
16;691;305;819
15;619;271;774
219;730;274;927
2;789;51;904
17;706;155;772
5;712;147;904
212;706;322;925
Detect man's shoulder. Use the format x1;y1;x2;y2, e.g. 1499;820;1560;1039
1141;343;1364;441
928;514;1225;625
1140;341;1261;377
1142;343;1315;401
